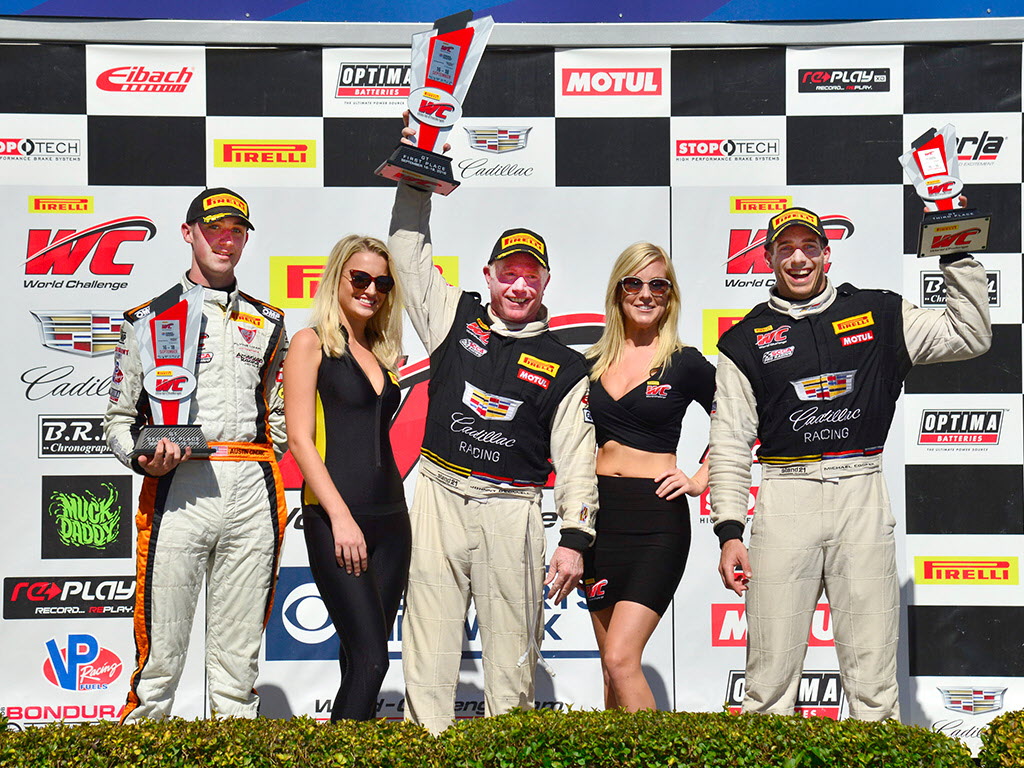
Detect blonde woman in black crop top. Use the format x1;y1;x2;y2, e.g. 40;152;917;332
583;242;715;712
283;234;407;721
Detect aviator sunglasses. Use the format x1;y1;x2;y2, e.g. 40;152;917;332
347;269;395;294
619;276;672;296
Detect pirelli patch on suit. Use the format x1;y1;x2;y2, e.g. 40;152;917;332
231;311;265;328
518;353;559;377
832;311;873;335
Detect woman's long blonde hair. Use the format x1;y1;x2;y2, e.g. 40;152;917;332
586;242;685;381
308;234;403;371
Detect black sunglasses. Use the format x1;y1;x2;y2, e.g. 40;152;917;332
347;270;395;294
619;276;672;296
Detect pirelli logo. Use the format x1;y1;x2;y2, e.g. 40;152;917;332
730;196;791;214
770;208;818;229
502;233;545;254
231;311;264;328
204;193;248;215
518;353;559;377
915;557;1018;585
214;140;316;168
29;196;93;213
832;312;873;335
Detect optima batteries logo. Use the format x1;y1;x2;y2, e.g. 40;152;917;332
336;63;410;97
798;69;890;92
96;65;193;92
561;68;662;95
726;670;845;718
41;476;132;559
918;410;1003;444
214;140;316;168
42;634;123;691
915;557;1019;585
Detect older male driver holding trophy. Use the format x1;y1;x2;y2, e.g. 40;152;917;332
709;204;991;720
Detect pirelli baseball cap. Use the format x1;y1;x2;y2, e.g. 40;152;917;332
489;228;549;270
186;187;254;230
766;207;827;246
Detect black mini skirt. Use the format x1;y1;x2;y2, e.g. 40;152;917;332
582;475;692;616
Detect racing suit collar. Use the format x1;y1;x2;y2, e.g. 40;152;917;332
768;278;836;319
486;303;550;338
182;272;239;310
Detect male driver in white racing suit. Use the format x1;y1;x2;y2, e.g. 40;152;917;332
388;157;598;733
105;188;288;721
709;206;991;720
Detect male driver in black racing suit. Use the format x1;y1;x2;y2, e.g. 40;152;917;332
709;206;990;720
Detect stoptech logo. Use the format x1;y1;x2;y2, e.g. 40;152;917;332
42;634;123;691
675;139;779;159
726;670;845;718
958;131;1004;162
214;140;316;168
938;686;1007;715
96;65;193;93
1;138;81;159
798;68;890;92
29;196;92;213
23;217;156;278
725;215;852;281
915;557;1018;585
712;603;833;647
918;410;1003;444
561;68;662;96
921;270;1000;308
4;576;134;619
31;312;122;357
336;63;410;98
731;196;791;214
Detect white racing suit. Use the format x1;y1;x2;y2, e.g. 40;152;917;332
709;257;991;720
389;183;598;734
104;275;288;721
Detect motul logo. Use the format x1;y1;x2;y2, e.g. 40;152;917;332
713;603;834;647
930;228;981;250
336;63;410;97
96;66;193;93
561;68;662;96
24;218;156;276
726;216;853;275
957;131;1004;161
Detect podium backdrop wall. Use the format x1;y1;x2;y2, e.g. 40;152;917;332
1;34;1022;754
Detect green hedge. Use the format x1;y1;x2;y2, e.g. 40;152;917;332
0;710;975;768
977;708;1024;767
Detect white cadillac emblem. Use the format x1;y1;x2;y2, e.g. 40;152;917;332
31;310;123;357
464;126;531;154
938;686;1007;715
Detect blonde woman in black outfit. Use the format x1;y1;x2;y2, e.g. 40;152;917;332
583;242;715;711
283;235;406;721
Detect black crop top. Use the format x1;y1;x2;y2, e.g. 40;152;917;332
589;346;715;454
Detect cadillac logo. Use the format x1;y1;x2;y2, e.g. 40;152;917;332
31;311;123;357
464;127;531;154
938;686;1007;715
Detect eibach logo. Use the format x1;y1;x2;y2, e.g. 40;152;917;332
336;63;410;98
96;65;194;93
726;216;853;275
797;68;889;92
24;218;157;276
561;68;662;96
957;131;1004;162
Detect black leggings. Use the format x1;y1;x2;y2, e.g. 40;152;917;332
302;504;411;721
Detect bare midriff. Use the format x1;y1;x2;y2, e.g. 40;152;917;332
596;440;676;478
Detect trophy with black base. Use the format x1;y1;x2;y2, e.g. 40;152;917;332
900;124;992;259
375;9;494;195
130;283;213;459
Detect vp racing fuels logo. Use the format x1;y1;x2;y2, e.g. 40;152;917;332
791;371;857;401
462;383;523;421
42;634;123;691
